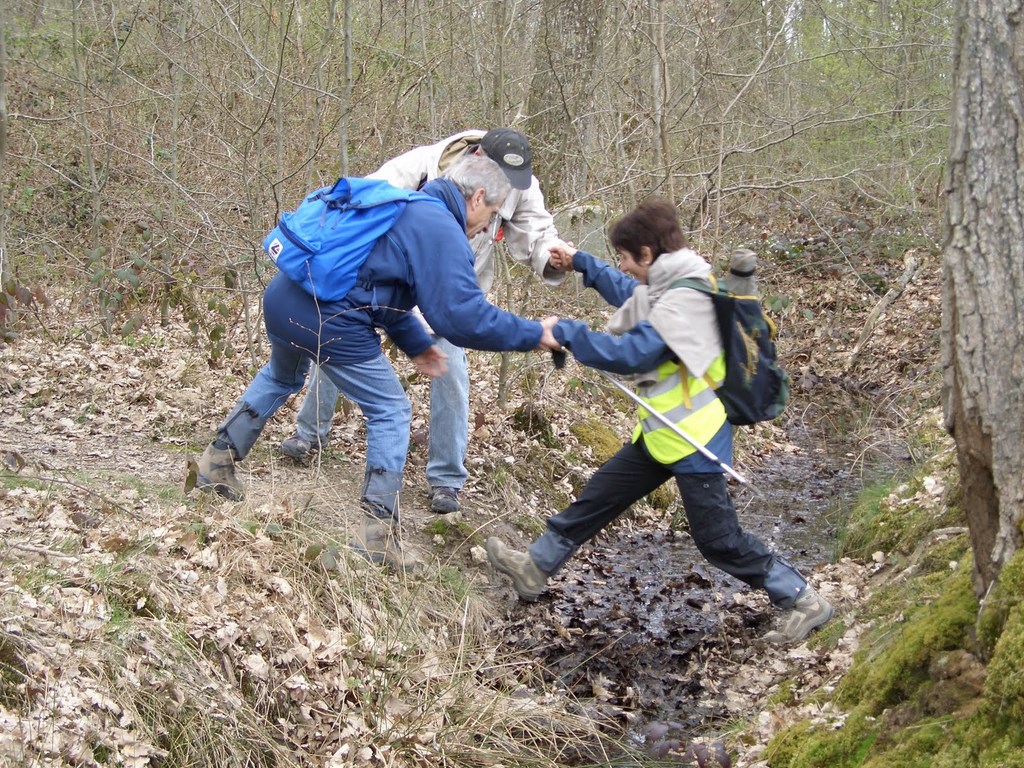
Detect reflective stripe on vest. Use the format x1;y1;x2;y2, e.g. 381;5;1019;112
631;354;728;464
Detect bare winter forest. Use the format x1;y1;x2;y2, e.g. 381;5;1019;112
2;2;1023;768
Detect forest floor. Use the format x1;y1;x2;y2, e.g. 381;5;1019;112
0;235;945;766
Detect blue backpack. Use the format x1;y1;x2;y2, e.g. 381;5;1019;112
263;177;443;301
671;276;790;426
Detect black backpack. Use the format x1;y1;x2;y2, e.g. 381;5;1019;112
670;276;790;426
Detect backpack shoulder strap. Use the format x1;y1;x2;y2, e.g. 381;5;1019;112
318;177;446;212
669;275;718;294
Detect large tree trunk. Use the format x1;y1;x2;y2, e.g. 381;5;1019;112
942;0;1024;597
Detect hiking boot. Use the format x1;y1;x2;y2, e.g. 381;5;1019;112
350;518;418;573
196;442;244;501
279;432;314;461
486;537;548;601
429;486;461;514
764;585;834;645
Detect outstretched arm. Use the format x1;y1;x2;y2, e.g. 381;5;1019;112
558;249;639;308
553;319;672;375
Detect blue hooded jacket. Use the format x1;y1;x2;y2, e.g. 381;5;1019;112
263;178;543;365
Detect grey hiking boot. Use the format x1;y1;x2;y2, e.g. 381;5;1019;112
279;432;314;461
429;486;461;514
764;584;834;645
486;537;548;601
196;442;244;501
350;518;418;573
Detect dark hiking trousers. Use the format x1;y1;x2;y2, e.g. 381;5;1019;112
528;439;806;608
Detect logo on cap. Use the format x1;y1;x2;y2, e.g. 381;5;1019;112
503;152;525;167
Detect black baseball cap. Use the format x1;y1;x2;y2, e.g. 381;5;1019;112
480;128;533;190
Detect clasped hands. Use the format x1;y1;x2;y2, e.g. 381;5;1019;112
547;241;578;272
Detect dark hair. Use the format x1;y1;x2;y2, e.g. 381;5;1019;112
608;197;687;260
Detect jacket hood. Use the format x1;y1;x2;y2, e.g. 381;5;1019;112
606;247;711;336
648;248;720;378
421;178;468;233
648;248;711;303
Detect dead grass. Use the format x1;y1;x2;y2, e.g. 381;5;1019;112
0;465;631;767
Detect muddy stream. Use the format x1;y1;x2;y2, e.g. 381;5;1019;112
495;418;909;762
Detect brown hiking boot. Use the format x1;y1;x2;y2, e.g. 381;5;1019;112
764;585;834;645
196;443;244;501
350;518;418;573
485;537;548;601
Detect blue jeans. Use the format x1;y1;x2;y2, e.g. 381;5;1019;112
296;335;470;490
217;339;411;475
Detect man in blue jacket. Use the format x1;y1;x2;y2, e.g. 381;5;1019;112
280;128;568;516
194;153;560;570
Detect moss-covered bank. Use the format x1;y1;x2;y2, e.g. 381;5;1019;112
763;435;1024;768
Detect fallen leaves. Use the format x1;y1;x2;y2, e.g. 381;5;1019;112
0;238;944;768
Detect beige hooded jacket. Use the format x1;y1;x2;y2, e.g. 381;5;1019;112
367;130;566;294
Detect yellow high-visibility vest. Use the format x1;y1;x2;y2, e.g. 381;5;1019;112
631;354;728;464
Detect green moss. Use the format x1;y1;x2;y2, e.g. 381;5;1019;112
511;513;546;537
766;710;876;767
478;433;575;512
511;403;558;448
838;470;965;561
422;517;480;546
836;480;892;559
861;720;958;768
647;483;677;511
568;418;623;464
766;678;797;707
760;429;1024;768
977;549;1024;655
838;567;977;713
977;732;1024;767
927;732;980;768
777;706;1016;768
982;602;1024;725
423;519;449;538
765;719;813;766
929;722;1024;767
915;534;970;576
806;618;847;651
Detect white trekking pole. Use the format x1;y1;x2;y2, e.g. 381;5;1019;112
551;350;758;492
596;370;753;488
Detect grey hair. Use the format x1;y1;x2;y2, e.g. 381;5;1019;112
441;152;511;206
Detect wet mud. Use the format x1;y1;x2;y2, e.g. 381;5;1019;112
496;423;907;761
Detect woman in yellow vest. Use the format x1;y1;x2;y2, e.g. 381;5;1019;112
486;197;833;645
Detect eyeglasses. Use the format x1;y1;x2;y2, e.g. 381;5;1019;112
487;208;504;236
